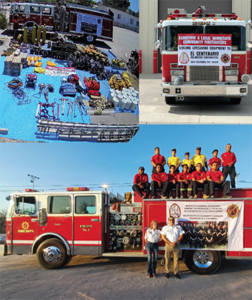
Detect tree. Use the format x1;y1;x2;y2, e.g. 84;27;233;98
75;0;97;7
0;12;7;30
0;208;7;234
103;0;130;12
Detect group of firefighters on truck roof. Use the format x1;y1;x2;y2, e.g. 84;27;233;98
132;144;237;200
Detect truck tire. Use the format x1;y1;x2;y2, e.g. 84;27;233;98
183;250;221;275
37;238;68;270
230;98;241;105
64;255;72;267
165;97;176;105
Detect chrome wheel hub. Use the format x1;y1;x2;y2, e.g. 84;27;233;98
193;250;213;268
43;246;62;264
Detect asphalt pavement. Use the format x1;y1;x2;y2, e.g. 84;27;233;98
139;74;252;124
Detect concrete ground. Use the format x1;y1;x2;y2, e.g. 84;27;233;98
139;74;252;124
0;254;251;300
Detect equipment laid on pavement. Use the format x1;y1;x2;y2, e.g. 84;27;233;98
25;73;37;90
59;83;77;97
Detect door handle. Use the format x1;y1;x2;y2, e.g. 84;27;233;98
31;219;39;222
54;223;61;226
91;219;99;222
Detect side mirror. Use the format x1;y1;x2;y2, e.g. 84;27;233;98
39;208;47;226
247;20;252;27
155;40;161;49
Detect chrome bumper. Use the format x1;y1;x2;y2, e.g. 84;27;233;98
161;83;248;98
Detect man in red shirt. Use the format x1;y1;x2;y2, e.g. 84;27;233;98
208;149;222;170
132;166;150;199
13;15;19;40
151;147;166;173
177;164;193;199
192;163;209;199
150;164;168;199
207;162;232;198
167;165;179;199
221;144;237;188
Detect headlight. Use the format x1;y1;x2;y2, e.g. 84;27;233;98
170;70;184;76
163;88;170;93
241;74;250;83
225;70;239;76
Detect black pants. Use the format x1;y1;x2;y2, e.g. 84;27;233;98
167;182;179;198
151;180;168;197
132;182;150;198
193;181;209;196
209;181;230;196
222;166;236;188
180;181;193;197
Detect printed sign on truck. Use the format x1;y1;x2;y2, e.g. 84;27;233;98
178;34;232;66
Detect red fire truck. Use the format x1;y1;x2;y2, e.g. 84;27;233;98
155;6;252;105
9;2;114;42
3;186;252;274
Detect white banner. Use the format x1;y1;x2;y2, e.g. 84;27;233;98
166;201;244;251
178;34;232;66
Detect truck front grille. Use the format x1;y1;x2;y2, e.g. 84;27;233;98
189;66;220;82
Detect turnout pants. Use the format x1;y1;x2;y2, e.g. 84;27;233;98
223;166;236;188
209;181;230;196
132;182;150;198
180;181;193;198
151;180;168;197
167;182;179;198
193;181;209;196
165;243;180;275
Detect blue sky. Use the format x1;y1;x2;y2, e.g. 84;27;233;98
0;125;251;210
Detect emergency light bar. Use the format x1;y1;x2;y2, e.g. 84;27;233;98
66;187;90;191
168;13;238;19
25;189;39;192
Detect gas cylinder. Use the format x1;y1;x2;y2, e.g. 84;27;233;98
42;25;46;45
37;24;41;42
31;24;36;44
23;26;28;44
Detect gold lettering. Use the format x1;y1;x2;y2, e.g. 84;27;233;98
79;225;92;228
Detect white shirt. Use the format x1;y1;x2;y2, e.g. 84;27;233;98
145;228;162;243
161;224;184;243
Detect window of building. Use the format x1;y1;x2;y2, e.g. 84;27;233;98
130;19;133;25
42;7;51;15
15;197;36;215
30;6;40;14
117;14;121;19
47;196;71;214
75;196;96;214
137;21;139;26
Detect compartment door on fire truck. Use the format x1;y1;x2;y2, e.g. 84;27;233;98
73;193;102;255
70;13;77;32
12;195;39;254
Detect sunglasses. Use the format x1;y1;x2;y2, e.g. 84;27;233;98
168;219;174;221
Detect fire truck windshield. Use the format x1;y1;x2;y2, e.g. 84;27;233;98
162;25;246;51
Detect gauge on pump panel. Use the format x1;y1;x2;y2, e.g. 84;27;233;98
114;214;121;221
121;214;127;221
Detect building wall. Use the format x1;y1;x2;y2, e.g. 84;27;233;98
139;0;252;74
98;5;139;32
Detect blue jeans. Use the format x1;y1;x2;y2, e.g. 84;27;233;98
146;242;158;274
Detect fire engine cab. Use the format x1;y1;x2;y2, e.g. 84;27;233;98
4;186;252;274
156;6;252;105
9;2;114;43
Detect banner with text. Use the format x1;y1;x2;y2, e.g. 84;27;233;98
178;34;232;66
166;201;244;250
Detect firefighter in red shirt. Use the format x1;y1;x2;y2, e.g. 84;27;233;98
221;144;237;188
207;162;232;198
150;164;168;199
13;14;19;40
208;149;222;170
132;166;150;199
192;163;209;199
151;147;166;173
177;164;193;199
167;165;179;199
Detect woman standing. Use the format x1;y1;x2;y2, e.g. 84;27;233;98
145;220;162;278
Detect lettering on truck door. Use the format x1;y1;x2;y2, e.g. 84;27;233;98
73;193;102;255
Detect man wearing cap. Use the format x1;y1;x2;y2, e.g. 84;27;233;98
221;144;237;188
192;147;208;172
182;152;194;173
167;148;181;174
208;150;222;170
161;216;184;279
132;167;150;199
191;163;209;199
151;147;166;173
150;164;169;199
177;164;193;199
207;161;232;198
167;165;179;199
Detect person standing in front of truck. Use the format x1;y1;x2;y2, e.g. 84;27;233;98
145;220;162;278
132;166;150;199
151;147;166;173
13;14;19;40
192;147;208;172
167;148;181;174
161;216;184;279
221;144;237;188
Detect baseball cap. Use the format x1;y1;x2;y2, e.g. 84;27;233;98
139;166;145;170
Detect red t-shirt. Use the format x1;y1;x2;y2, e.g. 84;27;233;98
207;170;223;182
151;172;168;183
167;173;176;182
133;173;148;184
13;19;19;29
208;157;222;167
221;151;237;167
177;172;191;181
192;171;206;181
151;154;166;165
